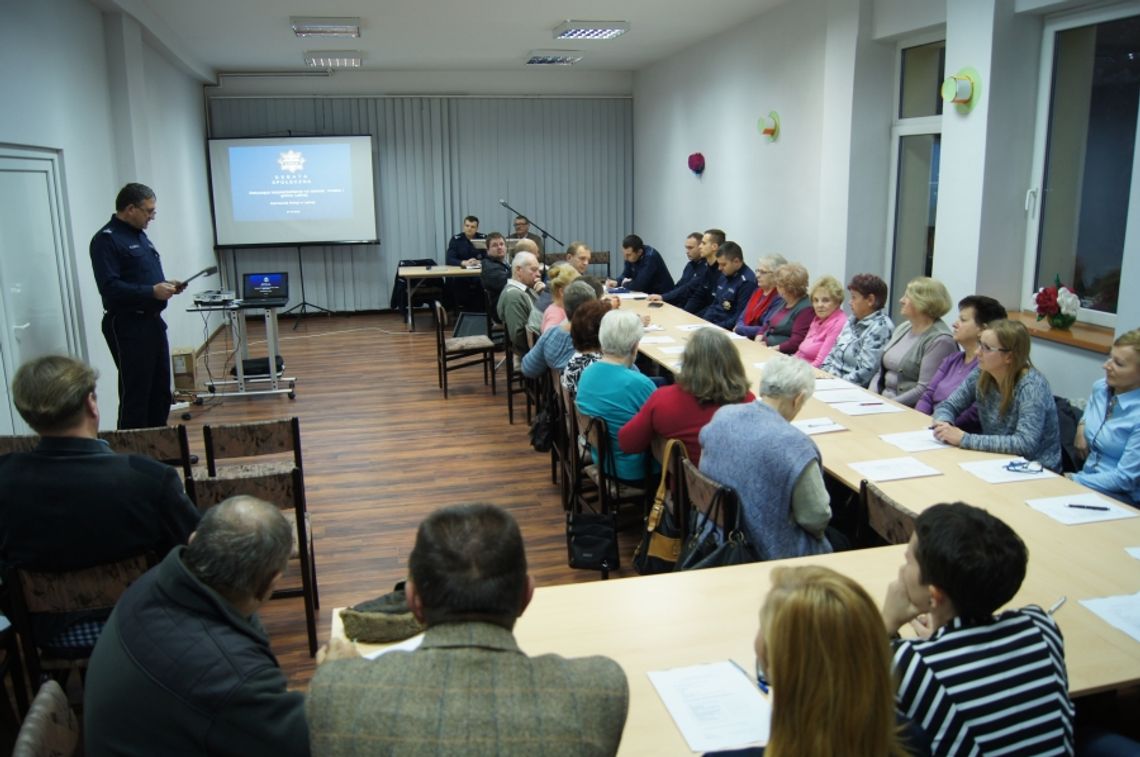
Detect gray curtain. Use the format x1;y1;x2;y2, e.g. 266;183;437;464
206;96;633;311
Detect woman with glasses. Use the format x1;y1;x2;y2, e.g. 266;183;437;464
1073;328;1140;506
734;254;787;339
931;319;1062;471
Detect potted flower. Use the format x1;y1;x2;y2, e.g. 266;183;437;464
1034;275;1079;330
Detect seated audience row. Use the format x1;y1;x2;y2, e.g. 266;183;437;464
561;299;612;394
754;263;813;353
820;273;893;386
521;280;599;377
734;254;788;338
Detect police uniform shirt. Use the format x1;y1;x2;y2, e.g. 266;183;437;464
446;232;487;266
90;215;167;314
702;266;758;328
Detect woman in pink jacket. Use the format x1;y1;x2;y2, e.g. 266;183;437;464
795;275;847;367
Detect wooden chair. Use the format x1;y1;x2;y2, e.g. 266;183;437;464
98;425;195;502
6;554;152;688
432;300;496;399
859;480;917;545
202;417;302;477
0;435;39;455
192;467;319;655
573;409;650;522
11;680;78;757
590;250;612;280
483;287;506;346
0;616;29;718
554;381;595;511
680;458;742;540
502;337;534;425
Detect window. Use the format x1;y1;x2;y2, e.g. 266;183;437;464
887;39;945;319
1026;10;1140;321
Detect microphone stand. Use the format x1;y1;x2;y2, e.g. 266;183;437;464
499;199;564;275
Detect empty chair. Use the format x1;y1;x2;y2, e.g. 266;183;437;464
432;301;497;399
859;480;917;545
202;417;302;477
98;424;195;500
0;435;39;455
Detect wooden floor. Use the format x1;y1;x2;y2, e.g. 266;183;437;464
179;310;640;690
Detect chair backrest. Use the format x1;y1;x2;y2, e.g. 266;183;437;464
0;435;39;455
12;680;78;757
590;250;611;279
6;554;153;685
97;425;193;480
192;467;300;513
483;288;504;334
432;300;449;355
202;417;302;477
860;480;916;544
653;437;689;528
680;458;739;534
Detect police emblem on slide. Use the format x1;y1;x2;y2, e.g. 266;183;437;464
277;150;306;173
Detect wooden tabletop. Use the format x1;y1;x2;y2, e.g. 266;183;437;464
397;265;481;278
328;299;1140;753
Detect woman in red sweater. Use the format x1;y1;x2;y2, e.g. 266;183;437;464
619;327;754;465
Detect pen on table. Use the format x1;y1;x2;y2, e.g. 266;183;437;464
859;402;883;406
728;659;768;694
1048;596;1066;615
1067;503;1109;511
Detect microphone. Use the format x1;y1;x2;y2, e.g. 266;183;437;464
499;198;508;207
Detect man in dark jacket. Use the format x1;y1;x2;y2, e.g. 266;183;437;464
0;355;199;646
607;233;674;295
699;240;757;328
84;497;309;757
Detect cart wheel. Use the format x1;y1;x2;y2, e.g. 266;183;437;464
288;391;296;400
194;397;204;405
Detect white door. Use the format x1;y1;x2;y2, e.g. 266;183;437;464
0;148;83;434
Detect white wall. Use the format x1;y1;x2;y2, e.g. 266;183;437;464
632;0;830;275
0;0;216;427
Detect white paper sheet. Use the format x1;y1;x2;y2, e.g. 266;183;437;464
362;632;424;660
880;429;948;453
752;361;769;369
1024;493;1139;525
640;335;678;345
831;401;906;416
813;378;858;392
791;417;847;435
1127;547;1140;561
660;345;686;355
848;456;943;482
676;323;710;332
813;388;877;404
647;661;770;753
644;324;665;332
1079;592;1140;644
612;291;647;300
959;457;1057;485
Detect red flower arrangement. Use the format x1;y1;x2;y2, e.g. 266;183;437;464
1034;275;1079;330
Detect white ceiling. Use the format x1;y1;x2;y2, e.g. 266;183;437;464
96;0;786;76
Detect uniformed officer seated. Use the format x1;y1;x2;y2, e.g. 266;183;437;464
698;241;758;329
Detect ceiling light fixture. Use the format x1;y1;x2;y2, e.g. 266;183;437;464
291;17;361;38
552;20;630;41
526;50;584;66
304;50;363;68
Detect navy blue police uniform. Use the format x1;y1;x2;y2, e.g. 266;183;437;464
700;266;758;329
90;216;172;429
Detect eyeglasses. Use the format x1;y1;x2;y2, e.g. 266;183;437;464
979;342;1009;353
756;268;773;275
1004;460;1043;474
134;205;157;218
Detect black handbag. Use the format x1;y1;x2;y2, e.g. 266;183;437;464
674;486;757;571
566;510;619;571
632;439;685;575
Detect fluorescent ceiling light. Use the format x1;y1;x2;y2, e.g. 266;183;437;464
291;17;361;38
526;50;584;66
552;20;629;40
304;50;362;68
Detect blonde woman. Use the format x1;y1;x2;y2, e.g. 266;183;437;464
732;566;918;757
870;277;956;407
793;276;846;367
757;263;813;354
932;319;1062;471
539;264;582;333
1073;328;1140;505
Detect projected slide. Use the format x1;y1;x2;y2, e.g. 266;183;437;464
230;144;352;221
208;135;378;247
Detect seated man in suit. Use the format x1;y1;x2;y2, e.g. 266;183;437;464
497;250;542;354
307;503;629;756
606;233;674;295
683;228;726;314
507;214;544;254
0;355;199;648
882;503;1075;755
698;241;757;329
648;232;706;310
85;496;310;756
480;232;510;315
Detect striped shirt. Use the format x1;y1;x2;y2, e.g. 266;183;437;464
892;606;1074;756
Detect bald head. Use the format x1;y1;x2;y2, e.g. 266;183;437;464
513;238;539;256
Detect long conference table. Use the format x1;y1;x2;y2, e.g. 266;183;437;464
335;298;1140;755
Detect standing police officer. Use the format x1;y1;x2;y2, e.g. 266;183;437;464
90;183;185;429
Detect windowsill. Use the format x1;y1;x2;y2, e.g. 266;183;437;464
1009;311;1112;355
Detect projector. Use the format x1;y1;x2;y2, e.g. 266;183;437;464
193;289;236;305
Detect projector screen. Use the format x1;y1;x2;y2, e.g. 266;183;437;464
207;135;378;247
